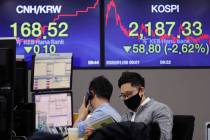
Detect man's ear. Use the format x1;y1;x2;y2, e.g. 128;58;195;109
140;87;145;92
139;87;145;96
89;90;95;99
88;91;93;99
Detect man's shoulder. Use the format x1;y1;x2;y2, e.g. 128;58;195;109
95;103;117;113
146;99;173;114
94;103;122;122
150;99;173;115
148;99;170;108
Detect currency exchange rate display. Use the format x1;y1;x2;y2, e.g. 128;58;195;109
104;0;210;67
0;0;100;68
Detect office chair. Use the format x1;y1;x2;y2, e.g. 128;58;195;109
172;115;195;140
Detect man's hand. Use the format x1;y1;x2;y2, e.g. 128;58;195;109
73;96;90;128
85;126;94;137
78;97;90;121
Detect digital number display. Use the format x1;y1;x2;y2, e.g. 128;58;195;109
0;0;100;68
105;0;210;67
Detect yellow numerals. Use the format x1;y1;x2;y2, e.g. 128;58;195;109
10;22;69;38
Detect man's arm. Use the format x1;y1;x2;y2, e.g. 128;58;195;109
74;99;107;136
153;105;173;140
73;97;89;128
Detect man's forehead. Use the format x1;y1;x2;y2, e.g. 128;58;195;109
120;83;137;92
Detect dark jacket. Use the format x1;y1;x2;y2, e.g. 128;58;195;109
88;121;160;140
29;132;63;140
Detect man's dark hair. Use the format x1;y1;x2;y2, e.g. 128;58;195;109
118;71;145;88
89;76;113;100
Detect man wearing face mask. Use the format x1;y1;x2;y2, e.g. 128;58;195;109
74;76;121;136
118;71;173;140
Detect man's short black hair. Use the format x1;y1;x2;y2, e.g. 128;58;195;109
118;71;145;88
89;76;113;100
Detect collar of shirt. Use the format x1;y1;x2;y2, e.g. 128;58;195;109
141;97;151;106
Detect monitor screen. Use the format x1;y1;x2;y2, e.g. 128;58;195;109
104;0;210;68
32;53;72;91
0;0;100;68
34;93;72;130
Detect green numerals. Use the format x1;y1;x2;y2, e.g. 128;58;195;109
128;21;203;38
181;21;202;36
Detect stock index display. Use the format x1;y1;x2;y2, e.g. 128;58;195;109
105;0;210;67
0;0;100;68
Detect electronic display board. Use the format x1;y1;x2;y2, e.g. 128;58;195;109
0;0;100;68
105;0;210;67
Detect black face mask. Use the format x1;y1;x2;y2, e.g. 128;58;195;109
124;94;142;111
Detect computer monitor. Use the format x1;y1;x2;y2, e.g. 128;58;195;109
206;122;210;140
208;127;210;140
34;92;73;131
14;103;35;137
0;38;16;90
31;53;72;91
0;90;13;140
14;60;28;105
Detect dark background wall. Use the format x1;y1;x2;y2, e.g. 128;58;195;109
72;69;210;140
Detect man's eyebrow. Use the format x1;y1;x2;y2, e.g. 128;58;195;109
121;91;133;94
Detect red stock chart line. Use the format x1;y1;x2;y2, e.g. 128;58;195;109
39;0;99;41
52;0;99;22
105;0;210;43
